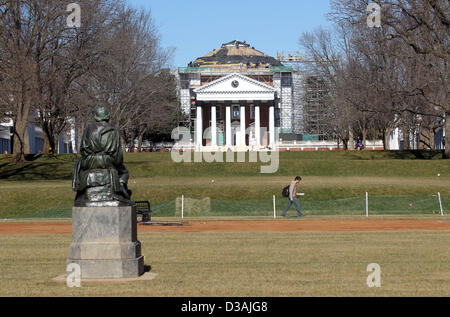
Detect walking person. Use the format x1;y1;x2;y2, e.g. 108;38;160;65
281;176;304;217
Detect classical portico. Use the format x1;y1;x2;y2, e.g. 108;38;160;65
194;73;277;151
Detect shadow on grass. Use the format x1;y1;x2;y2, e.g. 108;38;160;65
25;153;79;162
144;265;152;273
345;150;444;160
391;150;444;160
24;154;43;161
0;162;72;180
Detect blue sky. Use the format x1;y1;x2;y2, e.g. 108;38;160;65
128;0;332;68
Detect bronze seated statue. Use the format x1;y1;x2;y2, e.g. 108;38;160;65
72;107;133;207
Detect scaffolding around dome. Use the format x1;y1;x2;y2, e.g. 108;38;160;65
176;41;315;152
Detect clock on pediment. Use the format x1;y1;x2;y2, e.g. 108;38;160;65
231;80;239;88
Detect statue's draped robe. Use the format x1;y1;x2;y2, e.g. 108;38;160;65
72;121;130;203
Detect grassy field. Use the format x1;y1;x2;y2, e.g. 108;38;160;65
0;151;449;297
0;150;448;180
0;176;449;218
0;151;449;218
0;230;449;296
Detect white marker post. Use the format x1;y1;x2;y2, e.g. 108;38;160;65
366;192;369;217
273;195;276;219
438;192;444;216
181;195;184;219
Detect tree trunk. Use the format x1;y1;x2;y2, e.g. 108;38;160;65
13;121;26;162
419;126;434;150
137;133;144;152
130;133;137;152
445;111;449;159
49;134;57;155
77;121;84;154
41;120;57;155
23;125;30;154
402;126;410;150
10;126;15;155
430;127;435;150
43;133;51;154
343;138;349;150
12;110;30;162
382;129;389;150
348;128;355;151
46;130;57;155
120;134;127;153
362;129;367;147
384;128;393;150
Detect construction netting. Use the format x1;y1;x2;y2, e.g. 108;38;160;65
15;194;449;219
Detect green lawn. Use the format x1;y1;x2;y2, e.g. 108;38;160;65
0;151;448;180
0;151;449;297
0;230;449;296
0;152;449;218
0;176;449;218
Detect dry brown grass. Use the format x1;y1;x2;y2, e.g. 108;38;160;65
0;230;449;297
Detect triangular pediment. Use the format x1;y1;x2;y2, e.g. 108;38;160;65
194;73;276;101
195;73;276;94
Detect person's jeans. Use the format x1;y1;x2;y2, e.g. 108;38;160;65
282;197;303;217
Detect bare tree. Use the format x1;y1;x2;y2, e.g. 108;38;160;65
0;0;43;161
0;0;122;160
34;0;122;155
299;26;368;150
329;0;449;157
78;5;176;151
1;0;178;159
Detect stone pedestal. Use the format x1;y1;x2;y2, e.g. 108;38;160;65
67;205;145;279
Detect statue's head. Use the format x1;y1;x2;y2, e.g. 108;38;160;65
94;107;111;123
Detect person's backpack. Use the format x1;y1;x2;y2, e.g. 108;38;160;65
282;185;290;198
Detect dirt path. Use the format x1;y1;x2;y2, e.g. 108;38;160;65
1;219;450;235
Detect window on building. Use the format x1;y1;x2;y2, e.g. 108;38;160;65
216;105;223;120
0;138;10;154
250;104;255;120
181;81;190;89
232;105;240;119
281;73;292;87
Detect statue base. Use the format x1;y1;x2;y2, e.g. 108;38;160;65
67;205;145;279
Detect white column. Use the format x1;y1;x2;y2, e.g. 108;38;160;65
240;103;246;146
226;104;232;146
255;103;261;147
269;104;275;147
211;104;217;147
196;105;203;148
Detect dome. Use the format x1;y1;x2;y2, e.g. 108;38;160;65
192;40;283;68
